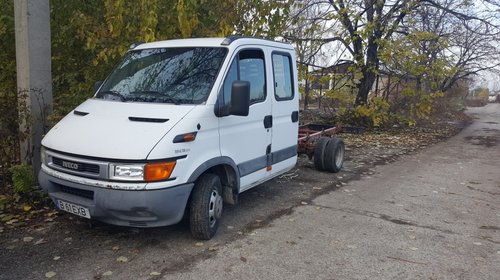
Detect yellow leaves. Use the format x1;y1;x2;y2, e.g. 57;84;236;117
116;256;128;263
104;0;125;38
353;97;390;127
177;0;198;38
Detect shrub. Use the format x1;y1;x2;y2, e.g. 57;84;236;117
9;164;35;194
352;97;391;127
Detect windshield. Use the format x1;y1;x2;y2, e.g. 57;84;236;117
96;47;227;104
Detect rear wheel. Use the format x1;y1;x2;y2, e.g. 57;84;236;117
313;137;330;171
190;173;223;240
324;137;345;173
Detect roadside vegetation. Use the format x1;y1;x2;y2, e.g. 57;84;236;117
0;0;499;227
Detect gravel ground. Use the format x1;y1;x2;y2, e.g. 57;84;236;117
0;106;474;280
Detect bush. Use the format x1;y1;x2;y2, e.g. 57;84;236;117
352;97;391;127
9;164;35;194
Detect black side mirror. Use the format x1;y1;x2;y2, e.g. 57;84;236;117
230;81;250;116
94;81;103;92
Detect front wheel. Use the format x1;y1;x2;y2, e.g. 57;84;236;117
190;173;223;240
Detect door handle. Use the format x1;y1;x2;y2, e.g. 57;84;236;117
291;111;299;123
264;115;273;129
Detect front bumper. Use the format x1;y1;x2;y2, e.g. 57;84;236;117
39;168;194;227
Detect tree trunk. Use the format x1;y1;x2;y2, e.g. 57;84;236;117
354;20;380;107
355;69;376;106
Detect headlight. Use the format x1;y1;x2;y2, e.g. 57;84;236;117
110;164;145;181
40;146;47;166
109;161;176;182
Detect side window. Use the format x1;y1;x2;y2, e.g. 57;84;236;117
223;59;238;108
272;53;294;100
222;49;266;108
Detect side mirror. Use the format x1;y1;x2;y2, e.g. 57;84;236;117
94;81;103;92
229;81;250;116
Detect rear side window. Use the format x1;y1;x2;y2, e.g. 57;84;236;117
272;53;294;100
222;49;266;107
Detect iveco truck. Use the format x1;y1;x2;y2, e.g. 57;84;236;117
39;37;304;239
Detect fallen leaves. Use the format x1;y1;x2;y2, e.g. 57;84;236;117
102;271;113;276
116;256;128;263
208;246;219;252
23;236;34;242
45;271;57;278
0;193;59;230
149;271;161;276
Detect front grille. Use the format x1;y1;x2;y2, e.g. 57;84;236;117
52;157;100;174
58;184;94;200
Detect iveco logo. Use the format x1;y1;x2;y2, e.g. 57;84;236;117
62;161;79;170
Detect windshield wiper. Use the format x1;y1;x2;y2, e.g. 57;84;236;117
130;90;180;105
157;93;180;105
95;90;126;102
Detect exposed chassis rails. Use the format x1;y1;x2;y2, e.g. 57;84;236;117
297;124;342;159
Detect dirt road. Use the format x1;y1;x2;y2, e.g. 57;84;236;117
1;104;499;279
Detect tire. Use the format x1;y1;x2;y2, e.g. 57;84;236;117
324;138;345;173
314;137;330;171
189;173;223;240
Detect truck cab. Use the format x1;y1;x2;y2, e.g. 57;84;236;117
39;37;299;239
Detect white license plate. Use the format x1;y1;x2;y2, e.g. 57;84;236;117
57;200;91;219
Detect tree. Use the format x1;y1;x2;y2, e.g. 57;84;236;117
398;0;500;93
283;0;341;109
286;0;500;107
0;0;19;187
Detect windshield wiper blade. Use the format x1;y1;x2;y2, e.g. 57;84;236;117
130;90;180;104
95;90;126;102
159;94;181;105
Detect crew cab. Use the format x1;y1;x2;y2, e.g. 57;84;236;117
39;37;301;239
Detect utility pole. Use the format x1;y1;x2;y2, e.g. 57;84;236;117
14;0;52;174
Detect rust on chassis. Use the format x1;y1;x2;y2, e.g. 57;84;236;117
297;124;342;159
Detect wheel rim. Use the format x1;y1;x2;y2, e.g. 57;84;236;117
335;144;345;168
208;189;223;228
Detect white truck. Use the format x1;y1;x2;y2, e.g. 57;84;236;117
39;37;344;239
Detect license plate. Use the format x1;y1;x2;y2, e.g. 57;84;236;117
57;200;91;219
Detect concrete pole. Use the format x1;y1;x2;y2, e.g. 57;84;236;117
14;0;52;174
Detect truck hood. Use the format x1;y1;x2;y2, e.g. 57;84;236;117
42;99;195;160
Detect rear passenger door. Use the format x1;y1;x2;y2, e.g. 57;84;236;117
218;48;272;192
270;51;299;176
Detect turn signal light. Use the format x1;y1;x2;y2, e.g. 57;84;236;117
173;132;197;143
144;162;176;182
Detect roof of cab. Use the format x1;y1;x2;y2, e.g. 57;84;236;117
132;37;294;51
